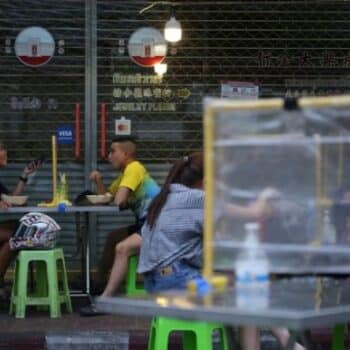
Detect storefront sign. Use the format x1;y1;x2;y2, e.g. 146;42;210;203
112;73;182;112
10;96;59;110
15;26;55;67
128;27;167;67
111;73;191;112
258;50;350;68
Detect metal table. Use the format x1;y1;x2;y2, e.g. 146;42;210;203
97;277;350;349
0;205;119;295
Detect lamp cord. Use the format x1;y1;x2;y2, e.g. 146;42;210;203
139;1;181;14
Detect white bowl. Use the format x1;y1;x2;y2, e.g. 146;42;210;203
1;194;28;206
86;193;112;205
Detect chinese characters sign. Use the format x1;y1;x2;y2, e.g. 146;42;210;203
112;73;191;112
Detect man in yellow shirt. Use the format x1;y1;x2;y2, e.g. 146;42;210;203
81;136;159;316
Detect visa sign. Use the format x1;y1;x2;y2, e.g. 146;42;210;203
57;126;74;145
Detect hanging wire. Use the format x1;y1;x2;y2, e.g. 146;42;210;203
139;1;181;14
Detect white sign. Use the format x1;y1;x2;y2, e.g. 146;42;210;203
221;81;259;100
115;117;131;135
15;26;55;67
128;27;167;67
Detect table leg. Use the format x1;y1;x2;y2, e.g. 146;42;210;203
83;212;90;296
74;212;89;296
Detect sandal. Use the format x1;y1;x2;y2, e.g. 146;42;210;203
80;303;106;317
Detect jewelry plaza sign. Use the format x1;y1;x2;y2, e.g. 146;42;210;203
128;27;167;67
112;73;191;112
15;26;55;67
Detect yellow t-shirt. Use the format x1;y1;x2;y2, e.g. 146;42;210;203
108;160;160;219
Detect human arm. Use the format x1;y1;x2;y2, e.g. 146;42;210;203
224;188;276;220
12;160;42;195
112;161;144;210
114;186;131;209
89;170;107;194
224;202;267;220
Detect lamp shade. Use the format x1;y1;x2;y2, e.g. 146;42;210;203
164;16;182;42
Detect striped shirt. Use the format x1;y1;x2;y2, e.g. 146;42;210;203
138;183;204;274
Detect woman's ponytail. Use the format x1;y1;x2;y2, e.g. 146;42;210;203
146;152;203;228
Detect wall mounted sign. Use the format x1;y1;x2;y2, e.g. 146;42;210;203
15;26;55;67
115;117;131;135
112;73;180;112
258;50;350;68
57;126;74;145
10;96;59;110
128;27;167;67
221;81;259;100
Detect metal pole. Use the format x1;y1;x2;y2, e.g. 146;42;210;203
85;0;98;295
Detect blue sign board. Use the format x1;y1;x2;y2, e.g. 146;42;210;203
57;126;74;145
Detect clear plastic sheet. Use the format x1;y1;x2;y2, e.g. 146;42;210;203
205;96;350;274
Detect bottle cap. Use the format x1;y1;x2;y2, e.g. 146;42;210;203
187;277;212;296
58;203;66;212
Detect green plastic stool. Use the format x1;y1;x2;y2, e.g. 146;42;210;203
9;248;72;318
148;316;229;350
332;324;345;350
125;255;146;296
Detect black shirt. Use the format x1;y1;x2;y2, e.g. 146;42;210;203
0;181;9;196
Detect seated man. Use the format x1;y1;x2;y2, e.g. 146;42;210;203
0;141;42;301
80;136;160;316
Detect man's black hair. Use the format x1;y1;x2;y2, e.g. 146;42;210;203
111;136;137;144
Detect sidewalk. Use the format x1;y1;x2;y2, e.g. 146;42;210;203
0;298;348;349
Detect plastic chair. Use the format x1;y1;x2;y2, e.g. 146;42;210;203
9;248;72;318
148;316;229;350
332;324;345;350
125;255;146;296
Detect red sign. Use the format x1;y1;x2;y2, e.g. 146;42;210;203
128;27;167;67
15;27;55;67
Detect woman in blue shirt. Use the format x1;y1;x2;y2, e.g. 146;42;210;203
138;151;304;350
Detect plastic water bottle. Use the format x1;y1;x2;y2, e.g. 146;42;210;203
235;222;270;309
322;209;336;244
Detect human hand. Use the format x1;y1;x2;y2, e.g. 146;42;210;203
0;199;10;208
258;187;281;201
89;171;103;183
22;158;44;176
250;188;280;218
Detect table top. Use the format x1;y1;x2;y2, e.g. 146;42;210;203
0;205;119;213
97;277;350;330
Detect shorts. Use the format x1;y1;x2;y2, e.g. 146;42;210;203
0;219;20;234
143;260;201;293
129;217;146;236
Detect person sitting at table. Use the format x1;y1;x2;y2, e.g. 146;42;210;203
138;151;304;350
0;141;42;301
80;136;160;316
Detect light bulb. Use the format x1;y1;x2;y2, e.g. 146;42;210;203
154;63;167;76
164;16;182;42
